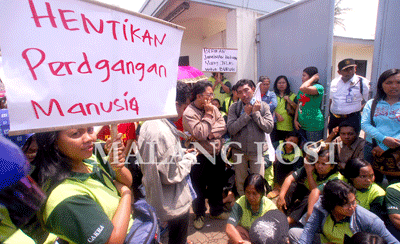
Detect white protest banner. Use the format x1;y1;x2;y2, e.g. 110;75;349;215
202;48;237;73
0;0;184;135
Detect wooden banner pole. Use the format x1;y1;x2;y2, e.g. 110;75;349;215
110;124;118;141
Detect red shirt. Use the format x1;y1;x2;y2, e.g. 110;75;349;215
97;123;136;145
174;117;184;132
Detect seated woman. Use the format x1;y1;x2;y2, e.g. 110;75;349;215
31;127;136;244
226;174;277;244
306;158;386;223
297;180;397;244
277;149;344;226
343;158;385;216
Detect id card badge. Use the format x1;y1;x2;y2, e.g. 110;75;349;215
346;94;353;103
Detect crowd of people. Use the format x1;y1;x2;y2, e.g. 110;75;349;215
0;59;400;244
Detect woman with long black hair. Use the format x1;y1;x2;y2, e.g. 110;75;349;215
32;127;134;244
273;75;297;141
361;68;400;185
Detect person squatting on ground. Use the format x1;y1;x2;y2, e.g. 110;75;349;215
325;121;365;171
183;80;228;230
277;149;344;226
291;179;398;244
268;131;303;199
227;79;274;196
307;158;386;223
226;174;277;244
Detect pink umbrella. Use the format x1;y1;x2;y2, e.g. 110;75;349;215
0;81;5;98
177;66;207;83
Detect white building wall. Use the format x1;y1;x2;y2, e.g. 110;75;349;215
177;17;226;78
177;8;260;84
332;45;374;81
224;10;238;83
226;8;260;84
235;8;259;83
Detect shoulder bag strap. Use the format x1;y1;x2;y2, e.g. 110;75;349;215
370;99;378;147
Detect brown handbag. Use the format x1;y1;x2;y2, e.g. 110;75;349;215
286;101;295;117
284;94;296;117
372;147;400;176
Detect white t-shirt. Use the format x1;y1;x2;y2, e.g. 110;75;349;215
330;75;370;115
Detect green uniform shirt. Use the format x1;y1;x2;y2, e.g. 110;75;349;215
0;206;18;243
276;93;297;131
386;183;400;215
321;215;352;244
3;230;35;244
276;140;303;163
209;76;232;105
227;195;277;230
297;84;324;131
292;167;344;190
43;156;133;244
222;96;237;115
356;183;385;211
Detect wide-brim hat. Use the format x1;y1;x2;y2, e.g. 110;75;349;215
338;58;356;71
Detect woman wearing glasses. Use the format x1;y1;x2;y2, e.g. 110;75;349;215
183;80;228;230
297;180;398;244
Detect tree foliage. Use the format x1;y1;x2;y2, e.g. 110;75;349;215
334;0;351;30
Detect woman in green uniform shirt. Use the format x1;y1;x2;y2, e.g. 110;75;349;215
226;174;277;244
343;158;385;216
32;127;134;244
298;180;398;244
277;149;344;226
273;75;297;141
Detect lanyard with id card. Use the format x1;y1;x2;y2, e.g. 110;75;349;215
346;87;354;103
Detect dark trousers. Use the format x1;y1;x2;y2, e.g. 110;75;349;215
275;130;291;143
285;182;310;222
167;212;189;244
191;153;225;217
328;111;361;134
274;157;304;186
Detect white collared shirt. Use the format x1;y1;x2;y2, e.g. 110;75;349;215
330;75;370;115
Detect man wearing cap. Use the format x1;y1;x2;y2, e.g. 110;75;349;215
329;58;370;134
